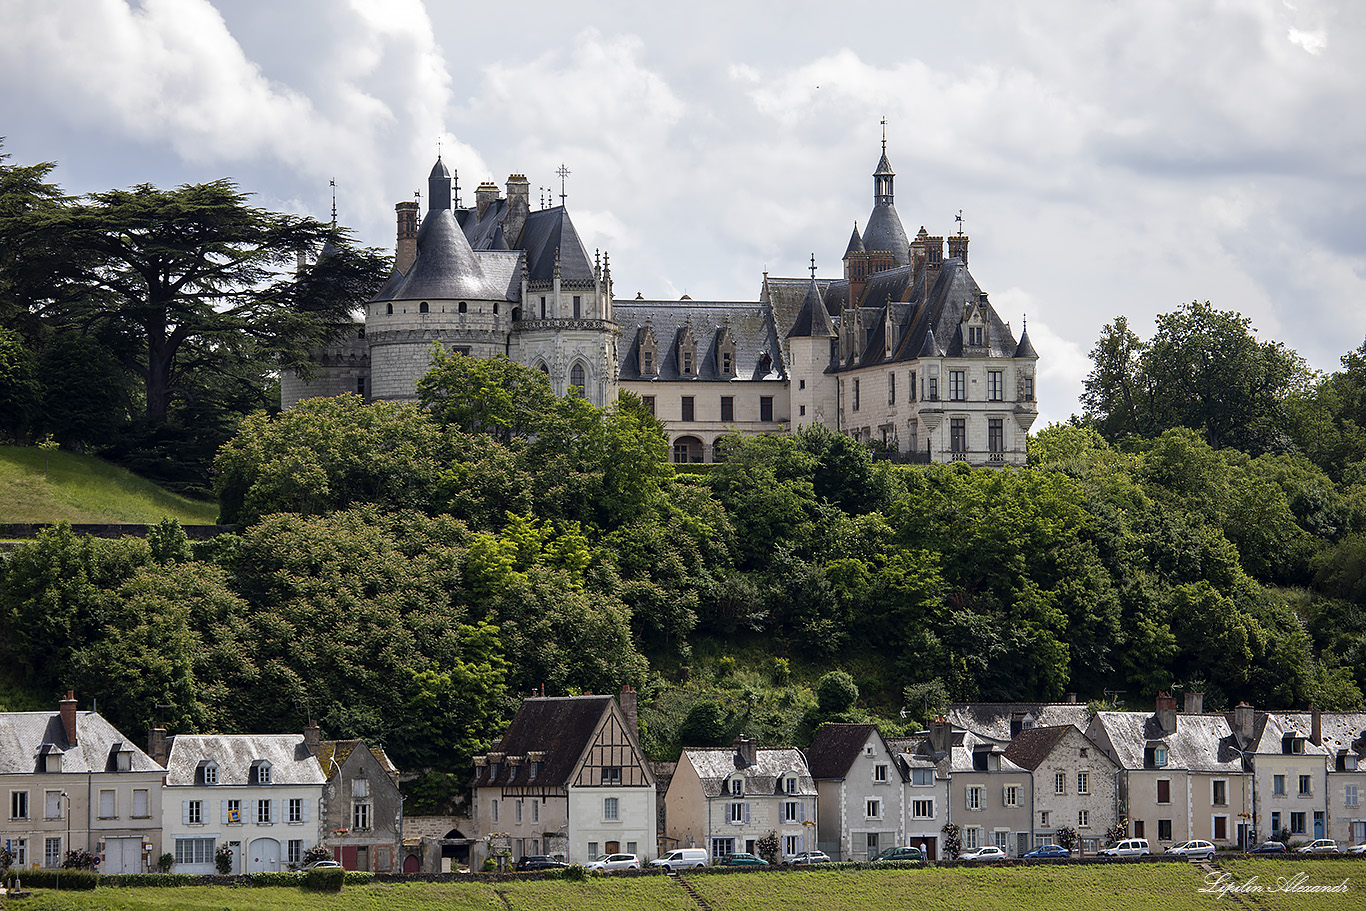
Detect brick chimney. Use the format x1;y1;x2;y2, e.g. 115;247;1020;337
304;719;321;756
1155;693;1178;733
1065;692;1078;704
475;182;500;219
148;726;169;767
618;685;639;738
1183;692;1204;715
733;736;758;767
1233;703;1255;747
929;717;952;756
1311;705;1322;747
59;690;78;747
947;233;969;265
395;201;419;274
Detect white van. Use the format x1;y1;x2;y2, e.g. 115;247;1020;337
649;848;710;871
1099;838;1151;858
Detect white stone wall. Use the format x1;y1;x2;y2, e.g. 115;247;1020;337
162;785;322;874
567;786;657;863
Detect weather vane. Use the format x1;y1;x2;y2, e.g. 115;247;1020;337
556;164;571;205
881;116;887;151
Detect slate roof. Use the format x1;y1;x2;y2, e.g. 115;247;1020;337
786;278;837;339
1246;712;1332;756
316;739;397;780
806;723;879;780
616;299;786;382
164;734;325;786
947;703;1095;741
470;696;621;789
1312;712;1366;756
764;277;837;344
1091;712;1245;773
1001;725;1075;771
378;208;505;302
0;710;162;774
862;201;911;266
1015;326;1038;358
682;747;816;797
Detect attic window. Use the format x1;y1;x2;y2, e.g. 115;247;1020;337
251;760;273;785
458;301;467;314
729;777;744;796
198;761;219;785
968;325;984;347
717;329;737;377
678;328;697;376
115;750;132;772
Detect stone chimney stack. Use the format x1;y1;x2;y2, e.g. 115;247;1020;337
395;201;419;274
1155;693;1178;734
1065;692;1078;704
148;726;168;767
1183;692;1204;715
304;719;321;756
929;717;952;755
475;182;499;219
504;173;530;246
1233;703;1255;747
59;690;78;747
1311;705;1322;747
619;685;639;738
947;233;969;265
733;735;758;767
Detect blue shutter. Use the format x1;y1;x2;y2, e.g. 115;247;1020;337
302;798;310;823
182;800;189;825
271;799;280;824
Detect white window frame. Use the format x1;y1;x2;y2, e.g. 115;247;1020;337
963;826;981;850
603;797;619;822
874;763;888;783
1078;809;1090;828
912;799;935;819
966;786;983;811
188;799;203;825
1077;771;1090;795
866;798;882;820
1054;771;1065;794
783;801;800;823
10;790;29;820
354;801;371;830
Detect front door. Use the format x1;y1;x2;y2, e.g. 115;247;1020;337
605;841;620;854
103;836;141;874
248;838;281;872
229;841;241;874
403;853;421;873
1314;812;1324;838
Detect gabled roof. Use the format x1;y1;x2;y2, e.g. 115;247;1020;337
164;734;325;786
517;208;596;284
1090;712;1244;773
947;703;1094;741
1246;712;1331;756
806;723;880;779
1002;725;1075;771
0;710;161;775
316;739;398;779
616;300;785;382
682;747;815;797
470;696;633;789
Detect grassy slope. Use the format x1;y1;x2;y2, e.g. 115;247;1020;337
11;861;1363;911
0;445;218;526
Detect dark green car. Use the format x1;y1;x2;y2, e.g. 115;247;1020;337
720;852;769;866
871;846;924;863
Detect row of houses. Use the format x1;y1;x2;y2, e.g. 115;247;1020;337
464;690;1366;866
1;692;404;874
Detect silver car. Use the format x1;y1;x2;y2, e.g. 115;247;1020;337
585;853;640;870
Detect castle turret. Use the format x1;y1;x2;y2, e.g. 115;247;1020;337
428;157;452;212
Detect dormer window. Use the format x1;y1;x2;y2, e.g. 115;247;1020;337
40;744;62;774
678;328;697;376
784;775;798;794
968;325;984;347
729;777;744;796
251;760;272;785
1155;746;1168;767
716;329;736;377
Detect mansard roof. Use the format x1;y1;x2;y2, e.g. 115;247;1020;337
1090;711;1245;773
617;299;786;382
0;710;162;774
946;703;1094;741
682;746;816;797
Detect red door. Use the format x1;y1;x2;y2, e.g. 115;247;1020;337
342;846;358;870
403;853;421;873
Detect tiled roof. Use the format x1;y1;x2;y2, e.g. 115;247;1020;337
806;723;878;779
0;710;161;774
947;703;1094;741
682;747;815;798
616;299;785;382
1002;725;1073;771
164;734;325;786
471;696;616;789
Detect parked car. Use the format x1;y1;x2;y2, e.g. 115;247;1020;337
585;853;640;870
302;859;343;870
1166;840;1216;861
959;845;1007;862
649;849;709;871
1099;838;1151;858
1022;844;1071;859
786;851;831;865
1249;841;1287;855
719;852;768;866
516;855;568;871
871;846;924;863
1345;843;1366;855
1295;839;1338;854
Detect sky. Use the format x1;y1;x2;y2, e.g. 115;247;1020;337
2;0;1364;427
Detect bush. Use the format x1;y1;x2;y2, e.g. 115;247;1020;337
553;864;589;882
302;867;345;892
768;657;791;685
157;852;175;873
343;870;374;885
215;842;235;874
243;871;301;887
101;873;199;888
302;844;331;864
3;868;99;890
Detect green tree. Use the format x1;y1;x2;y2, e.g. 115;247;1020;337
36;332;126;450
419;349;559;442
1080;316;1152;441
0;326;40;441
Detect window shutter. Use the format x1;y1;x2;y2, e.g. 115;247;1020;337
182;800;189;825
966;789;972;809
272;799;280;823
133;789;148;817
221;800;228;823
303;799;310;823
744;803;751;824
1002;785;1008;804
800;802;806;822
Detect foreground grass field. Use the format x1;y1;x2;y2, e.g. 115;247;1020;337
0;445;217;525
7;861;1362;911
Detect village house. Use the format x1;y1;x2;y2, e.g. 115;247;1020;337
806;723;906;861
307;721;404;872
1003;723;1120;853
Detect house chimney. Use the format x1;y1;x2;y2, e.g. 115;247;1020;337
304;719;321;755
1155;693;1178;734
476;182;499;219
1065;692;1078;704
929;717;952;755
59;690;78;747
733;736;757;767
1311;705;1322;747
395;201;419;274
1183;692;1204;715
1234;703;1255;747
148;726;168;767
618;685;639;738
947;233;969;265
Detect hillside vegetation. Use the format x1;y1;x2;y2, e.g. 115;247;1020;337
0;445;218;526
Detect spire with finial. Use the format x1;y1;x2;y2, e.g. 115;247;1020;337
810;253;818;280
329;179;337;227
556;164;571;206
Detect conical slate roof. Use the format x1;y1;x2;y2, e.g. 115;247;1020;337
863;202;910;266
787;277;836;339
1015;325;1038;358
844;223;865;257
387;208;503;301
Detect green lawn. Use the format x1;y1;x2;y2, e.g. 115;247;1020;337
0;445;218;525
8;861;1363;911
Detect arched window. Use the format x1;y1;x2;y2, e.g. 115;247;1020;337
458;301;467;313
385;303;393;315
538;361;550;374
419;301;429;314
493;303;499;315
570;363;586;393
